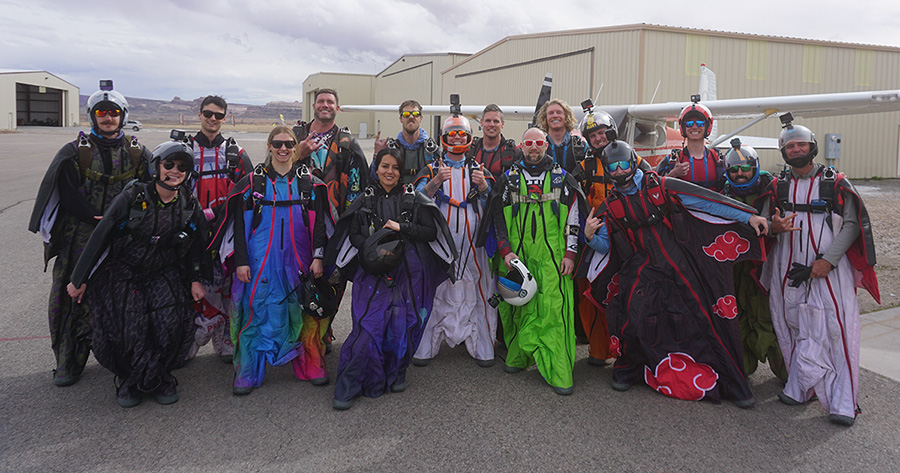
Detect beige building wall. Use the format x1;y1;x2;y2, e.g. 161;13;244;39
302;72;374;136
0;71;79;130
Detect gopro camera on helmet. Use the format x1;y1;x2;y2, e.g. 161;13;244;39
730;137;742;149
99;80;114;91
780;112;794;128
450;94;461;116
170;129;189;142
690;94;701;104
581;99;594;114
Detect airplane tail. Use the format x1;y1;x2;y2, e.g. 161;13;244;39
529;73;552;128
699;64;718;138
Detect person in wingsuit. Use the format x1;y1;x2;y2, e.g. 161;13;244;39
580;133;768;407
326;147;456;410
67;141;208;407
210;126;329;395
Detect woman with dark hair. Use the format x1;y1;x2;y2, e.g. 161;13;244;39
326;148;456;410
67;141;209;407
210;126;329;395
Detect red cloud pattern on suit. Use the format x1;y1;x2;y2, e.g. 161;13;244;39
609;335;621;358
713;295;738;320
644;352;719;401
703;231;750;262
603;274;620;306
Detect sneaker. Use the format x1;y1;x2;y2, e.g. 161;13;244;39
310;376;329;386
476;358;495;368
733;397;756;409
411;357;430;367
829;414;856;426
116;386;142;408
610;380;632;392
504;365;523;374
777;391;803;406
390;382;407;393
53;372;78;387
553;386;574;396
155;380;179;405
587;356;608;367
156;391;179;405
233;386;253;396
333;398;354;410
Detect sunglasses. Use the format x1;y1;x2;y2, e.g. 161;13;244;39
727;164;754;173
606;160;632;172
270;140;296;149
201;110;226;120
401;111;422;118
684;120;706;128
522;139;546;147
446;130;468;137
94;109;121;117
162;160;191;173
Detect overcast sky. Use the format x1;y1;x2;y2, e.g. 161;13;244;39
3;0;899;105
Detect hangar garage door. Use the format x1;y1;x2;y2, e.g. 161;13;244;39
17;83;62;126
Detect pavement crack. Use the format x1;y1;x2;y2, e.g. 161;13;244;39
0;198;35;215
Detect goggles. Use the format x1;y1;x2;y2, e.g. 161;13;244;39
270;140;296;149
94;109;121;117
401;110;422;118
201;110;226;120
162;160;191;173
606;160;632;172
446;130;469;138
683;120;706;128
727;164;754;173
522;139;546;147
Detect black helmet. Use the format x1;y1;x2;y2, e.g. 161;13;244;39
150;141;194;190
300;273;338;319
600;138;638;185
580;111;616;151
779;123;818;168
360;228;405;275
723;138;760;195
87;80;129;134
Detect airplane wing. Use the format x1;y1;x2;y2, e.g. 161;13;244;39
627;90;900;122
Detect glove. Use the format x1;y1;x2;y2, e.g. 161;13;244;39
787;262;812;288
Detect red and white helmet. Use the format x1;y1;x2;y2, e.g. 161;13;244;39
440;116;473;155
678;102;713;138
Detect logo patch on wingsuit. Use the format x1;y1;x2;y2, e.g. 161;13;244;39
644;352;719;401
713;295;737;320
702;231;750;262
603;273;620;306
609;335;622;358
527;184;543;200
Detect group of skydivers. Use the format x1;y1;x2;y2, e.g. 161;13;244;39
29;81;878;427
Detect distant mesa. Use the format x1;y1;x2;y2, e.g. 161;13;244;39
79;95;303;125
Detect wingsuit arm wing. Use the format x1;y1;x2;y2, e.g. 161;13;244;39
69;186;132;287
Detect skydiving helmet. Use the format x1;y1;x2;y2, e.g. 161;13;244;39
440;115;473;155
724;138;761;195
299;272;338;319
497;258;537;306
360;228;405;275
678;100;713;138
779;121;818;168
87;80;129;134
600;131;639;185
150;141;194;191
580;110;617;151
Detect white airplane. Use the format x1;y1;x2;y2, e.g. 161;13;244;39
340;66;900;165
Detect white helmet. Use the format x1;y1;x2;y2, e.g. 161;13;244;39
497;259;537;306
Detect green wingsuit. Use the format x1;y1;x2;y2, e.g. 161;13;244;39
485;160;583;390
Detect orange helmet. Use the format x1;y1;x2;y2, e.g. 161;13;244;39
678;102;713;138
441;116;473;154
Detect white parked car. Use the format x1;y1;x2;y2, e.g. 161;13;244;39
125;120;143;131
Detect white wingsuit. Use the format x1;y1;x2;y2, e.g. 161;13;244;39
414;156;497;363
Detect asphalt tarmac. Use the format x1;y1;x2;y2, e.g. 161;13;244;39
2;127;899;472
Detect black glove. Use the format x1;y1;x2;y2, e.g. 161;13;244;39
787;262;812;288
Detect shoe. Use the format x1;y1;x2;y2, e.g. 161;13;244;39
829;414;856;426
390;382;407;393
219;354;233;364
504;365;523;374
587;356;608;367
333;398;354;410
155;378;179;405
156;392;179;405
310;376;329;386
233;386;253;396
53;373;78;387
324;339;333;355
777;391;803;406
116;386;142;408
610;380;632;392
411;357;430;367
553;386;574;396
733;397;756;409
476;358;495;368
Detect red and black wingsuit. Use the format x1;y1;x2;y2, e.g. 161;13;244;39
577;171;765;404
